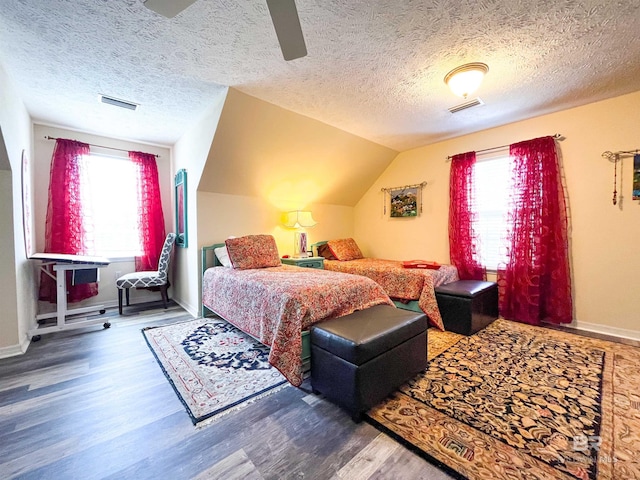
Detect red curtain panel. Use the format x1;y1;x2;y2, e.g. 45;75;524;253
129;151;166;272
498;136;573;325
448;151;486;281
39;139;98;303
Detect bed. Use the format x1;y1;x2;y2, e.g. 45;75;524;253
201;235;394;386
312;238;459;331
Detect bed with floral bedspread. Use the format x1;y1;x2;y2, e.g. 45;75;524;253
314;238;458;331
323;258;458;330
202;264;393;386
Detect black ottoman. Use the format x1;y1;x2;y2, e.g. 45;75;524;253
310;305;428;422
434;280;498;335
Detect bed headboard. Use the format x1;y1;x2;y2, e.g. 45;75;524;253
310;240;328;258
201;242;226;277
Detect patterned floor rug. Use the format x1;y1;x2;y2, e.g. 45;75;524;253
143;317;288;426
367;319;640;480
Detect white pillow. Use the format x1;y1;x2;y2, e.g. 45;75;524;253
214;246;232;268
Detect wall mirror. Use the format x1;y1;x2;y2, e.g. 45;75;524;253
174;169;188;247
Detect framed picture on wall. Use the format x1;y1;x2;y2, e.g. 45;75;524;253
175;169;188;247
390;186;418;217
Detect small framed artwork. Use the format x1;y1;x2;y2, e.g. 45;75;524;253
390;187;418;217
175;169;188;248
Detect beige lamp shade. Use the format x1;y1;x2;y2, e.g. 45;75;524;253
444;62;489;98
283;210;317;228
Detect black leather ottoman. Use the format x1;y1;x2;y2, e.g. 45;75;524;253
434;280;498;335
310;305;428;422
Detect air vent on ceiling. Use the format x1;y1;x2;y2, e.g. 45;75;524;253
448;97;484;114
100;95;138;111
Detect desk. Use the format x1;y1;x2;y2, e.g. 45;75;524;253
30;253;111;341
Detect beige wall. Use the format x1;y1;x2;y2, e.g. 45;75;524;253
172;89;228;316
197;192;355;257
199;88;398;207
356;90;640;338
32;125;172;313
0;61;36;356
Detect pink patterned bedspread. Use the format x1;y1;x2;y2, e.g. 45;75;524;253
202;265;393;386
324;258;459;331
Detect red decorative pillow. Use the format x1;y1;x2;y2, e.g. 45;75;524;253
327;238;364;261
225;235;281;269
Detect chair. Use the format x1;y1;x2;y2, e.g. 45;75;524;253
116;233;177;314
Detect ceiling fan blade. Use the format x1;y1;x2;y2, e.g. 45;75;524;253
266;0;307;61
143;0;196;18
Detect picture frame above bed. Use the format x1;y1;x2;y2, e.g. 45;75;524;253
381;181;427;217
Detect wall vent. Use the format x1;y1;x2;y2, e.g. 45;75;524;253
448;97;484;114
100;95;138;111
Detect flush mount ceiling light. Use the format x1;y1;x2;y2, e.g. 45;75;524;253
444;62;489;99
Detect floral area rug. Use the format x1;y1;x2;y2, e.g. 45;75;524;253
367;319;640;480
143;317;288;426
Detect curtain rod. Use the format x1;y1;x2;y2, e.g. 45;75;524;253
601;149;640;161
445;133;564;161
44;136;160;158
381;181;427;192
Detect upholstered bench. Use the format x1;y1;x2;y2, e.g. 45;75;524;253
434;280;498;335
310;305;428;422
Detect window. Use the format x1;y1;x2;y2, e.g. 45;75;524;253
473;153;510;270
81;154;142;258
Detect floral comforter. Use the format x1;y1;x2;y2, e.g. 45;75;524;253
323;258;459;331
202;265;393;386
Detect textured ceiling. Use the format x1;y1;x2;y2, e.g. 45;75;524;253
1;0;640;150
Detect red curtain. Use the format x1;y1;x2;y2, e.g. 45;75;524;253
130;151;166;271
449;151;486;281
498;136;572;325
39;139;98;303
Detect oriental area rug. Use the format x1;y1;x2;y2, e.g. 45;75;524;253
143;318;288;426
367;319;640;480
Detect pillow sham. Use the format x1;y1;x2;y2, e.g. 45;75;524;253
214;245;232;268
225;234;281;269
317;243;337;260
327;238;364;261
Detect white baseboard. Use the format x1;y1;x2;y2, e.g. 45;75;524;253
173;298;198;318
0;336;29;359
569;320;640;342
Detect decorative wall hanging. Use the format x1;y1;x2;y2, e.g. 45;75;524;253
174;169;188;247
601;149;639;205
381;181;427;217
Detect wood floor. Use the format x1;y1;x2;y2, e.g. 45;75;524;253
0;301;454;480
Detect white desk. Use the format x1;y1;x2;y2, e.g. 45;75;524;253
30;253;111;341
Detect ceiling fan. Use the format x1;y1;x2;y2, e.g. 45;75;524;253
142;0;307;61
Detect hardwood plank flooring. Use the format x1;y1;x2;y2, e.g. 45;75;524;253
4;304;632;480
0;301;453;480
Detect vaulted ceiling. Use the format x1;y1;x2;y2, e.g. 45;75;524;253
1;1;640;151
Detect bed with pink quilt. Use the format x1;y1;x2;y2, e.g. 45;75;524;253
201;237;393;387
314;239;459;331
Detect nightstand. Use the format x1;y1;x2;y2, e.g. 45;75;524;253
281;256;324;269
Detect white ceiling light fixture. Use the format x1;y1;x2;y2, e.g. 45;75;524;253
444;62;489;99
